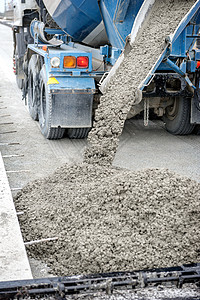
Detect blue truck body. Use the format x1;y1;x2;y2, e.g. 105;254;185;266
13;0;200;139
99;0;144;49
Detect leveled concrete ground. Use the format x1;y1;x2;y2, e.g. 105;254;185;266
0;23;200;280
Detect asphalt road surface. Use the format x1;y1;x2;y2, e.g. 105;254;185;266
0;22;200;198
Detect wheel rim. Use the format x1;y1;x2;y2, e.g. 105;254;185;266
165;98;179;121
15;53;19;75
40;83;47;127
15;51;23;89
29;72;34;108
31;74;34;105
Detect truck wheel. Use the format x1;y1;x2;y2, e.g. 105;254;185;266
28;55;40;121
39;66;65;139
67;128;90;139
163;97;195;135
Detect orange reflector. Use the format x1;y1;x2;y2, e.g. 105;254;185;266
42;45;48;52
197;61;200;69
77;56;89;68
63;56;76;68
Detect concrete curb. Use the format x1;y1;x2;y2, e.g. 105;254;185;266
0;152;32;281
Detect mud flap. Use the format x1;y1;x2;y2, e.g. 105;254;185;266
191;71;200;124
51;93;93;128
191;96;200;124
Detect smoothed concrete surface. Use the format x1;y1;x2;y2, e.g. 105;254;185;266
114;119;200;182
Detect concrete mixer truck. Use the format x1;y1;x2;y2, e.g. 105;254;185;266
13;0;200;139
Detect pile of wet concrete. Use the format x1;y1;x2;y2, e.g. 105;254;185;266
14;0;200;281
15;163;200;276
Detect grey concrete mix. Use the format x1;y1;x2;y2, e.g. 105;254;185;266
13;0;200;280
0;2;200;295
84;0;196;166
15;164;200;276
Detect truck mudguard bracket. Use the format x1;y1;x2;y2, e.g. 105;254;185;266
163;58;196;90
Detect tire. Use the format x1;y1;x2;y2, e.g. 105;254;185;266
38;65;65;139
163;97;195;135
28;55;40;120
67;128;90;139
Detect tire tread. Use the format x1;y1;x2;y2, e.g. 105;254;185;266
164;98;195;135
67;128;90;139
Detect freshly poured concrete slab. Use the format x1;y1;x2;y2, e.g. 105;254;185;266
0;152;32;281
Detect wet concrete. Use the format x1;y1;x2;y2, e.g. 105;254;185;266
84;0;196;166
0;0;200;282
15;164;200;276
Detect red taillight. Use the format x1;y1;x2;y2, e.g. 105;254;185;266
197;61;200;69
77;56;89;68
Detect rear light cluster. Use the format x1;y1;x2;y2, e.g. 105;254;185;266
63;56;89;68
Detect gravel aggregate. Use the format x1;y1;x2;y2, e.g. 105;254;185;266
15;164;200;276
84;0;196;166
